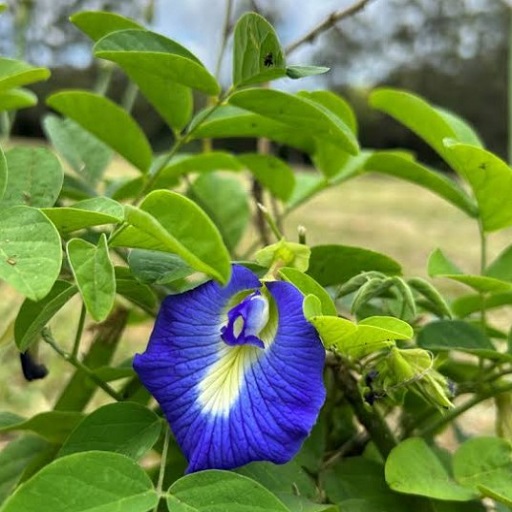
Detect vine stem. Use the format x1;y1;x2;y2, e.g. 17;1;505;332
478;220;488;327
41;327;124;402
284;0;374;55
71;302;87;359
154;424;171;511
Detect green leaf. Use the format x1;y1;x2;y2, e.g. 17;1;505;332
279;267;337;316
47;91;152;173
58;402;161;460
286;172;326;210
128;249;193;285
436;107;483;148
67;234;116;322
191;105;315;153
233;12;286;87
0;411;83;443
308;315;357;351
229;89;359;154
238;153;295;201
0;88;37;112
0;57;50;91
417;320;510;362
110;190;231;284
452;292;512;318
1;451;158;512
42;197;124;233
369;88;461;168
0;145;6;201
286;65;330;79
407;277;453;319
43;114;112;186
445;142;512;232
15;280;78;352
0;206;62;301
152;151;242;190
167;470;289;511
94;29;220;95
308;245;402;287
189;172;250;253
428;249;512;293
70;10;143;41
114;266;157;314
0;436;50;505
385;438;478;501
454;437;512;507
486;243;512;281
2;147;63;208
364;152;477;217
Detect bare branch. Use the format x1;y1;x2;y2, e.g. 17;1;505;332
285;0;375;55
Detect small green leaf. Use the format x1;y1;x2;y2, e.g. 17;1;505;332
308;245;402;287
0;411;83;443
70;10;143;41
436;107;483;148
229;88;359;154
167;470;289;511
303;294;323;320
308;315;357;351
279;267;337;316
110;190;231;284
42;197;124;233
2;147;63;208
58;402;161;460
286;65;330;79
15;280;78;352
385;438;478;501
445;142;512;232
0;206;62;301
1;451;158;512
486;243;512;281
128;249;194;285
94;29;220;95
47;91;152;173
454;437;512;507
0;88;37;112
67;234;116;322
43;114;112;186
233;12;286;87
364;152;477;217
152;152;242;190
0;57;50;91
238;153;295;201
189;172;250;253
407;277;453;318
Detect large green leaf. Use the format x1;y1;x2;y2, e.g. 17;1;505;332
127;249;193;285
445;142;512;232
229;89;359;154
0;451;158;512
308;245;401;287
0;58;50;91
2;147;63;208
385;438;477;501
0;411;83;443
70;10;143;40
167;470;289;511
67;234;116;322
152;152;242;190
238;153;295;201
43;114;112;186
58;402;161;460
454;437;512;507
110;190;231;284
0;88;37;112
42;197;124;233
0;206;62;301
94;29;220;95
364;152;477;217
189;172;250;253
15;280;78;352
47;91;152;173
232;12;286;87
452;292;512;318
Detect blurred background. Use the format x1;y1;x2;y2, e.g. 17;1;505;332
0;0;508;166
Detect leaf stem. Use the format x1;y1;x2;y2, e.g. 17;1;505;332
42;327;124;402
154;424;171;511
71;302;87;359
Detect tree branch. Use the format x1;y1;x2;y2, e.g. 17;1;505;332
285;0;375;55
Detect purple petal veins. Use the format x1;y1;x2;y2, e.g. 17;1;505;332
133;264;326;473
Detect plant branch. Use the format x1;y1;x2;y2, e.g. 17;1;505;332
71;302;87;359
154;424;171;511
285;0;374;55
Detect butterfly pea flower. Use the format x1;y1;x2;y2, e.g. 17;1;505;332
134;264;326;473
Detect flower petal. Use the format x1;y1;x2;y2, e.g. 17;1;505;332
134;265;325;472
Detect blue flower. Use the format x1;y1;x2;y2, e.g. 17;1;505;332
134;264;326;473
